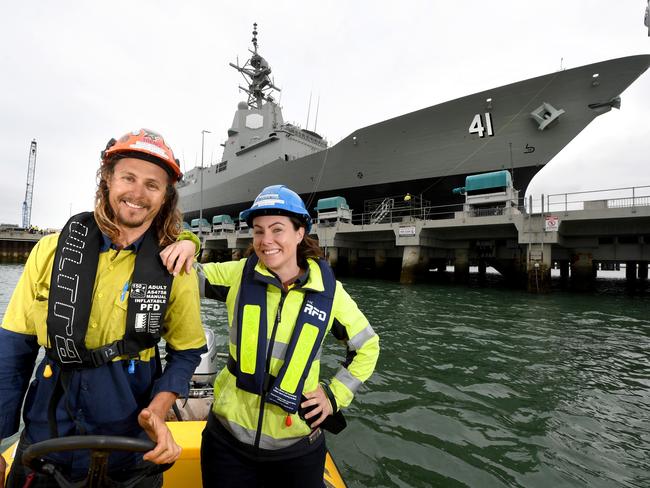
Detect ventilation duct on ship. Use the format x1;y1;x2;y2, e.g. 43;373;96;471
530;102;566;131
588;96;621;114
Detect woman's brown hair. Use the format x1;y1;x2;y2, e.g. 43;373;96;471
94;158;182;247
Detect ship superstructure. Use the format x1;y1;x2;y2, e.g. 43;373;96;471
180;24;326;194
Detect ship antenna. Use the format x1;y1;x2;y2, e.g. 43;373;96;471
305;91;312;130
314;94;320;132
252;22;258;54
228;23;281;109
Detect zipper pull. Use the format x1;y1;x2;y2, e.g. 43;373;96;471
285;413;292;427
128;359;136;374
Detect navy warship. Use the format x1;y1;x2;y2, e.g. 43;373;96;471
178;25;650;221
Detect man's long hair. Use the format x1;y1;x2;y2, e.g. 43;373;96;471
94;157;182;247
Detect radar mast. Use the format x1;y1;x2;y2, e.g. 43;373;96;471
229;23;280;109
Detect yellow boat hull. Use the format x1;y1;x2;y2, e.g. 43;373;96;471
2;421;346;488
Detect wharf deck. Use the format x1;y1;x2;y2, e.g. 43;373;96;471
0;229;47;261
198;187;650;292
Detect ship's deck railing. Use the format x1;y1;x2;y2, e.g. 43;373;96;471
541;185;650;213
353;201;469;225
281;124;328;148
199;185;650;237
363;194;431;214
349;184;650;225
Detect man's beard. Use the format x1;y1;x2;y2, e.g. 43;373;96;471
118;216;148;228
115;209;153;229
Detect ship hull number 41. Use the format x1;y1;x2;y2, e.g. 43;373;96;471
469;113;494;138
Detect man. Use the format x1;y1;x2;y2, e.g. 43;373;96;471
0;129;206;487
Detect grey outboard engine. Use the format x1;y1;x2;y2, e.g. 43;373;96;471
191;328;219;387
170;328;220;421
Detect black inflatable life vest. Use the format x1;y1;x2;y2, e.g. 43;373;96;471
45;212;173;370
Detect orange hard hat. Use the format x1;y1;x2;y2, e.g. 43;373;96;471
101;129;182;182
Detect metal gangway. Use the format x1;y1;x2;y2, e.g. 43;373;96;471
364;194;432;224
368;198;394;224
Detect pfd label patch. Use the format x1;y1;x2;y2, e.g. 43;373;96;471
130;283;168;333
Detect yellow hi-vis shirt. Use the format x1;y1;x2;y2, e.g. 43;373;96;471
201;257;380;450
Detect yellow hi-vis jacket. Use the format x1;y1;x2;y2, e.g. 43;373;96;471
200;257;380;449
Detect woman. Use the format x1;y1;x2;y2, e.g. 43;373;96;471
162;185;379;487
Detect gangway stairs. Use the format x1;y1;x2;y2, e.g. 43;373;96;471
370;198;394;224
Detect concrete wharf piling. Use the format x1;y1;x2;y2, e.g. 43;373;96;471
0;228;44;262
197;185;650;293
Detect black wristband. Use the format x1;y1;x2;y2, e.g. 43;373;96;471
320;382;338;413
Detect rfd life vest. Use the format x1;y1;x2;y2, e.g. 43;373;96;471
232;255;335;413
45;212;173;370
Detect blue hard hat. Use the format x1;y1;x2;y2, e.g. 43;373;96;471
240;185;312;232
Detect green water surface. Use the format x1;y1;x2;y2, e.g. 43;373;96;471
1;265;649;487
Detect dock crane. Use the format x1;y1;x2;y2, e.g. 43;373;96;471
21;139;37;228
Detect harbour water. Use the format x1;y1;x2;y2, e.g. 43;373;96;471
1;263;649;487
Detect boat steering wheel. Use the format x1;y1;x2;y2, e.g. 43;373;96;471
21;435;174;488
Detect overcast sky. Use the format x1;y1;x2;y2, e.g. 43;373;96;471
1;1;649;228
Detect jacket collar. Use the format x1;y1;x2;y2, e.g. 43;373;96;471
253;258;325;292
99;232;145;253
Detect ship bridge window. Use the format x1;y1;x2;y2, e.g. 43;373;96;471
618;235;639;245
